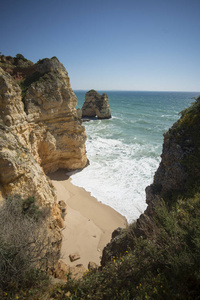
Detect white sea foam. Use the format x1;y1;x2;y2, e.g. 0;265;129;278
71;135;160;223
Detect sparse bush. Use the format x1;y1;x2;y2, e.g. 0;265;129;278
19;71;50;101
19;71;42;97
0;195;52;294
15;53;27;61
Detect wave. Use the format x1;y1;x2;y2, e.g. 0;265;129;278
71;135;161;223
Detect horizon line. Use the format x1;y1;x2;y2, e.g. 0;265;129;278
73;89;200;93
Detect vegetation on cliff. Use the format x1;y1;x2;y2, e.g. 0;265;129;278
0;195;53;299
19;71;48;100
0;54;33;75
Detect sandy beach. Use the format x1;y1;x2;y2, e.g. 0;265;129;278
49;169;127;269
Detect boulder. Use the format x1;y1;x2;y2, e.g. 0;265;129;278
69;252;81;262
54;261;87;281
54;259;70;281
70;264;87;279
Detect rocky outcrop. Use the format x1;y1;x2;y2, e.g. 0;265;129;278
101;227;127;267
81;89;111;119
145;98;200;206
54;259;87;281
145;129;188;206
22;57;87;173
0;57;87;174
0;56;88;271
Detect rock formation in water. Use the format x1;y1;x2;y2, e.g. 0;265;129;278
81;89;111;119
0;54;88;271
101;96;200;265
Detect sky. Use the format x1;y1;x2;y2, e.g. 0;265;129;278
1;0;200;91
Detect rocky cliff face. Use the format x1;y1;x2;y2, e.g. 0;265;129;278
0;56;87;195
146;98;200;206
102;96;200;265
81;89;111;119
23;57;87;173
0;56;88;271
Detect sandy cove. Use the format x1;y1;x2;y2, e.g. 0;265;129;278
49;169;127;269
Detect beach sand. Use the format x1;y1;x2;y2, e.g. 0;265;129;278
49;169;127;269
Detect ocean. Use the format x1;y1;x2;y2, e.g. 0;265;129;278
71;91;200;223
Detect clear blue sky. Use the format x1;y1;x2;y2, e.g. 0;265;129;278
1;0;200;91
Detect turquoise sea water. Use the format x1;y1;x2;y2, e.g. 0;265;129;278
71;91;200;223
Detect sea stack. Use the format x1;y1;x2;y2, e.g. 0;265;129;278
82;89;111;119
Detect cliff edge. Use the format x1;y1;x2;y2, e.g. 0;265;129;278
0;55;87;197
0;55;88;271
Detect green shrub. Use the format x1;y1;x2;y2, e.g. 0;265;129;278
19;71;46;99
15;54;27;61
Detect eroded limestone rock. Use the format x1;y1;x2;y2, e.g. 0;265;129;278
0;56;88;272
54;260;87;281
82;89;111;119
22;57;87;173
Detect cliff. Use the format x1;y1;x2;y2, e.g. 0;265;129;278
81;89;111;119
0;55;87;174
0;55;88;271
0;56;87;195
145;99;200;205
